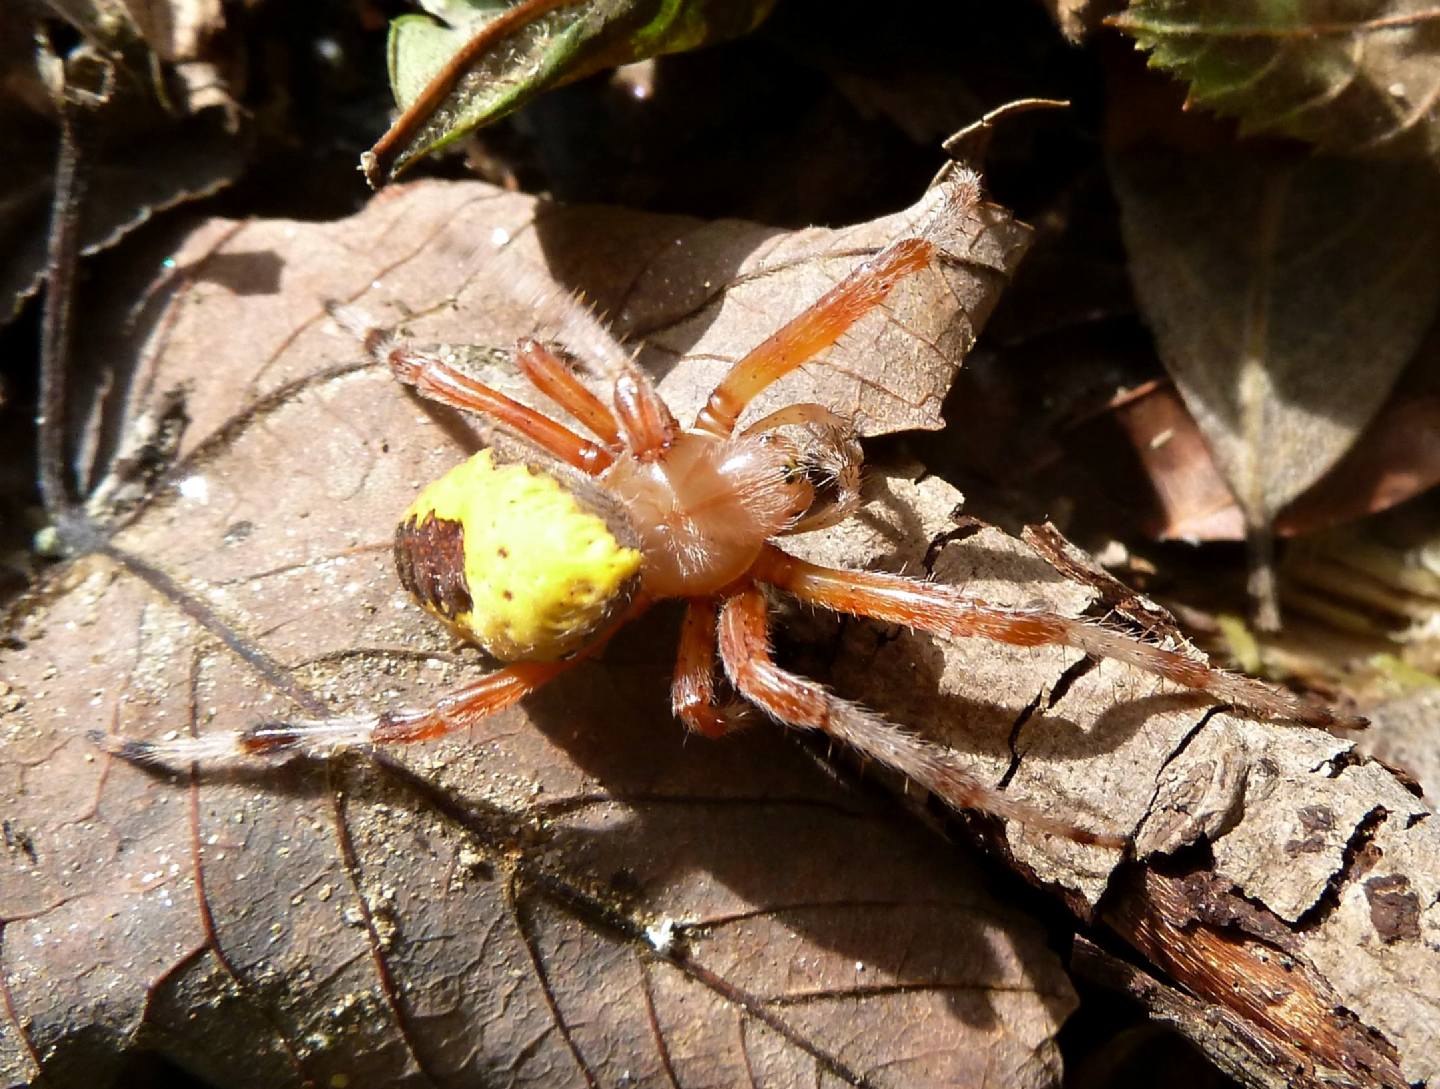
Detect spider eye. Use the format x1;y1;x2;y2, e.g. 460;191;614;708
396;450;643;661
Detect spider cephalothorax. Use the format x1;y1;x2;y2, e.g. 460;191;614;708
96;175;1355;844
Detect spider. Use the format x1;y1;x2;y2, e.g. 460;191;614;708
94;183;1355;847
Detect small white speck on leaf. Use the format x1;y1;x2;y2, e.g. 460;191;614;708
177;475;210;503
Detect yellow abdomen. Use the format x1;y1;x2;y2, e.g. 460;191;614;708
394;450;643;661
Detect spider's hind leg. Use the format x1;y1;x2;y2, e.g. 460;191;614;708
90;658;577;767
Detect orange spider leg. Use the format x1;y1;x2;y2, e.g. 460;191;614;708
92;658;577;765
694;236;935;437
94;601;654;766
672;598;745;738
388;345;614;474
515;337;622;446
611;364;678;460
752;546;1360;730
717;585;1124;846
254;658;574;752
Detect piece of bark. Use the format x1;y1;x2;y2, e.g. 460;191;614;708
808;478;1438;1089
1071;935;1325;1089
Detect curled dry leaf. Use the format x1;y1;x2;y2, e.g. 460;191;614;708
1112;0;1440;162
1;178;1086;1088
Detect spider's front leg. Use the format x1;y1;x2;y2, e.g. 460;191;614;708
752;547;1362;730
694;235;936;437
716;584;1125;846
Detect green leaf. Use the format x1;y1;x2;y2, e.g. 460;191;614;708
1111;1;1440;161
365;0;778;186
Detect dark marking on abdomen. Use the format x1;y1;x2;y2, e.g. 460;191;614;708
395;512;472;619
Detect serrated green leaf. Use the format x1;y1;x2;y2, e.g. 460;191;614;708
367;0;777;185
1112;1;1440;161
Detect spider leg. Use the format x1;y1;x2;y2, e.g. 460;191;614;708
672;598;746;737
93;599;655;767
694;236;935;437
387;344;613;474
717;585;1124;846
752;546;1362;730
89;659;577;766
516;337;622;446
488;269;675;458
327;303;612;474
611;364;678;460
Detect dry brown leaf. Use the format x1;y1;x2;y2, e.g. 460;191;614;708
11;173;1440;1089
1;178;1080;1088
1111;149;1440;539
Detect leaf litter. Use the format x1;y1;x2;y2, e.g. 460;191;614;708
8;150;1440;1089
1110;147;1440;624
1112;1;1440;163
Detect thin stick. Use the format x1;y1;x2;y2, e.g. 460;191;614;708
38;91;87;520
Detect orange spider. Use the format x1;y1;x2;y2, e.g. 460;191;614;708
94;190;1353;847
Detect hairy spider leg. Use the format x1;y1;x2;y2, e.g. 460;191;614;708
89;659;578;765
611;364;678;460
672;597;746;738
387;345;614;475
716;585;1125;846
694;236;936;437
92;600;654;765
515;337;622;446
752;546;1362;730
